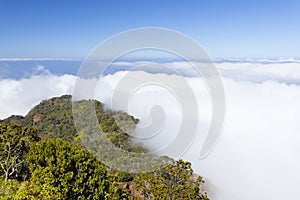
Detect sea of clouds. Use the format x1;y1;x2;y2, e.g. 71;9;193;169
0;59;300;200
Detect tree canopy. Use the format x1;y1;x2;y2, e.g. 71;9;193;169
0;95;210;199
10;138;110;200
0;123;39;181
134;159;209;200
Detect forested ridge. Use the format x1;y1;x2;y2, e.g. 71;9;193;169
0;95;209;199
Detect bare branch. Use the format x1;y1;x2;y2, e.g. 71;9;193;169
0;161;6;173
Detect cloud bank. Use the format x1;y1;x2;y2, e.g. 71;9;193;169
1;60;300;200
0;72;76;119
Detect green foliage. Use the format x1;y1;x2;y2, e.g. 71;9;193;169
0;123;39;181
0;95;211;199
134;159;210;200
107;132;148;153
2;95;144;153
0;178;22;199
108;173;133;200
23;95;78;141
0;115;24;126
113;170;134;183
12;138;109;199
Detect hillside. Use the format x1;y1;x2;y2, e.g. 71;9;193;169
1;95;144;153
0;95;210;199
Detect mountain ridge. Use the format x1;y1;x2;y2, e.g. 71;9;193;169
0;95;210;199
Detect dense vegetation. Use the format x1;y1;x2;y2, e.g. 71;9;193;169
0;95;210;199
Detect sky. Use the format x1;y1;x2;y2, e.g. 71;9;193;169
0;0;300;58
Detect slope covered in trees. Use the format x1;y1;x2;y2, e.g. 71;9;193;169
2;95;143;152
0;95;210;199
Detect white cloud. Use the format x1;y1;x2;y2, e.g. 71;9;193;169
0;60;300;200
216;62;300;84
0;74;76;119
107;59;300;83
185;78;300;200
93;67;300;200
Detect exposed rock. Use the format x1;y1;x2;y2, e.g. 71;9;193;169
32;114;43;125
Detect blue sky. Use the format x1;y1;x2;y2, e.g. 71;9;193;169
0;0;299;58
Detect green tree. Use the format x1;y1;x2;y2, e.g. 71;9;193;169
108;172;133;200
134;159;209;200
0;95;212;199
0;123;39;181
13;138;109;200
